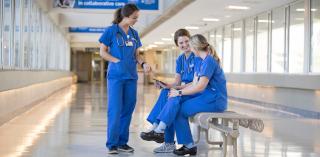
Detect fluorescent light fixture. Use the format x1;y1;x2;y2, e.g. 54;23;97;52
295;18;304;21
161;38;172;41
258;20;275;23
227;5;250;10
296;8;317;12
148;44;158;48
154;42;164;45
185;26;199;30
225;15;231;18
216;35;222;38
202;18;220;22
233;28;242;31
171;33;174;37
210;35;215;37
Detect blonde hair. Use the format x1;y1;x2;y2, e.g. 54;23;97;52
190;34;221;65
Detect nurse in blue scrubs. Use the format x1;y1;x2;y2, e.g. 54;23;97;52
141;29;196;153
141;34;228;156
99;4;151;154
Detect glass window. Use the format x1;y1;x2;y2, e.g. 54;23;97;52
2;0;13;69
245;18;254;72
271;7;286;73
233;22;242;72
23;0;30;69
289;1;304;73
14;0;22;68
215;28;223;64
0;1;2;68
30;1;37;69
223;25;232;72
311;0;320;73
257;13;269;72
209;30;216;48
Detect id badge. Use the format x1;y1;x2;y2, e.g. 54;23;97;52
125;41;133;47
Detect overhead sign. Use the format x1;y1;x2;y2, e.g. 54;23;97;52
55;0;159;10
69;27;105;33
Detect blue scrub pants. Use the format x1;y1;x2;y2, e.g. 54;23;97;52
106;79;137;149
157;89;227;145
146;89;175;143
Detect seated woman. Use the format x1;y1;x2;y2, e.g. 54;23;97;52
140;29;197;153
141;34;228;156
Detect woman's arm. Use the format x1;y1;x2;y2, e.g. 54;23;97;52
169;76;209;97
135;48;151;72
99;44;119;63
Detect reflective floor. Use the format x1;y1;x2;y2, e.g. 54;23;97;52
0;82;319;157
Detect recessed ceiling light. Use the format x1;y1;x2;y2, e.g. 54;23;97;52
161;38;172;41
227;5;250;10
154;42;164;45
171;33;174;37
185;26;199;30
202;18;220;22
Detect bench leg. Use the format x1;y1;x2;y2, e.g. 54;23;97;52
222;134;227;157
233;138;238;157
194;125;201;144
222;119;228;157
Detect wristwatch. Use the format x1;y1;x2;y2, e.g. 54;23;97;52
178;90;182;96
141;62;146;68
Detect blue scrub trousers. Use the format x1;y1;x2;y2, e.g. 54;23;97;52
106;78;137;149
146;89;175;143
157;89;227;145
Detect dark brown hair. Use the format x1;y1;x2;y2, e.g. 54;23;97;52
112;3;139;24
173;29;191;46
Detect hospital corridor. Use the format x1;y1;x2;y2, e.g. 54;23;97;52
0;0;320;157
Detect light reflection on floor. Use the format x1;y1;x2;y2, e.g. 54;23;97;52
0;82;319;157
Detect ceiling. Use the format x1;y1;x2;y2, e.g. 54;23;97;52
36;0;297;48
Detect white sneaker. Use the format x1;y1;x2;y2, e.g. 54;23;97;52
153;143;176;153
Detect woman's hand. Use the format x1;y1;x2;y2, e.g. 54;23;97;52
113;58;120;63
169;88;180;97
143;63;152;73
154;81;162;89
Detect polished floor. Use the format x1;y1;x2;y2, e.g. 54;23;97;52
0;82;319;157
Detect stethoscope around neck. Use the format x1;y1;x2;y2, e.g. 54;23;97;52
116;25;138;47
181;54;194;74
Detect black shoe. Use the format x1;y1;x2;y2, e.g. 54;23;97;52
173;146;197;156
118;144;134;152
108;146;118;154
140;130;164;143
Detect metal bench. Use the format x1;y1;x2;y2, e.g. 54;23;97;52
190;111;264;157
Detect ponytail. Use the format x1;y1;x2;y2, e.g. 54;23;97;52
207;44;221;66
112;8;123;24
190;34;222;66
112;4;139;24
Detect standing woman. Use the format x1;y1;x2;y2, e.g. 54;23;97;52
99;3;151;154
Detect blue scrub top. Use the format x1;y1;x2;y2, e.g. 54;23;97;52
176;52;198;83
99;24;142;80
196;55;227;102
